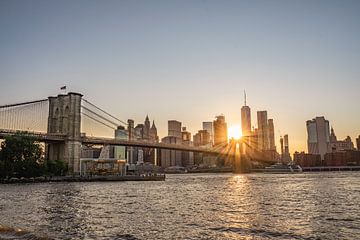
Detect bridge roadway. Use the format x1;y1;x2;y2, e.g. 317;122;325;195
0;129;220;154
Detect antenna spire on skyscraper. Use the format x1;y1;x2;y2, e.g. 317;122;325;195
244;90;247;106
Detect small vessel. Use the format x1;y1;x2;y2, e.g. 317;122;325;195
264;162;302;173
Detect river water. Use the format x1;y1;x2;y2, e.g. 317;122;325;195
1;172;360;240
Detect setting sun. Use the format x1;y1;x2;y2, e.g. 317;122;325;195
228;125;242;140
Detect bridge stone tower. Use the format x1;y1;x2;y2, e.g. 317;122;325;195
46;92;83;174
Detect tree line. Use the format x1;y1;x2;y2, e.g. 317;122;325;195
0;133;68;178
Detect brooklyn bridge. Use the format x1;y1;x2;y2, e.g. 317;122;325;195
0;92;273;174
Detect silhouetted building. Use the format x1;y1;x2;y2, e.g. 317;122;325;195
127;119;135;140
126;116;158;165
323;150;360;167
306;117;330;160
149;120;159;143
114;126;127;160
329;127;354;152
257;111;268;151
144;115;151;140
160;136;182;167
241;92;251;138
168;120;182;138
193;130;211;147
127;119;135;164
357;135;360;150
282;134;291;162
134;124;144;139
181;127;194;166
293;152;321;167
213;115;228;146
268;119;275;151
202;122;214;145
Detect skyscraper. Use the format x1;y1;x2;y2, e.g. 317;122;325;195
127;119;135;164
168;120;182;138
160;120;183;168
202;122;214;144
114;126;127;160
257;111;268;151
127;119;134;140
268;119;275;151
284;134;290;158
143;115;150;139
306;117;330;159
149;120;159;142
193;130;211;147
280;136;284;156
241;91;251;138
213;115;228;146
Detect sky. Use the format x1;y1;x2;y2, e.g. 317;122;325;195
1;0;360;154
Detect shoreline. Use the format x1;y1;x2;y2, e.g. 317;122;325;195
0;174;165;184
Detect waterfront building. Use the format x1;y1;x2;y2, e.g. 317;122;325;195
357;135;360;150
181;127;194;166
127;119;135;164
114;126;127;160
306;117;331;160
282;134;291;161
257;111;269;151
160;136;182;167
159;120;184;167
142;116;158;165
293;152;321;167
324;150;360;167
126;116;158;165
330;127;355;152
213;115;228;146
81;146;101;159
202;122;214;144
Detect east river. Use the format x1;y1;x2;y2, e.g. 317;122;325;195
1;172;360;240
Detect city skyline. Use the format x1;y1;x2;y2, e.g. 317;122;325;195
1;0;360;154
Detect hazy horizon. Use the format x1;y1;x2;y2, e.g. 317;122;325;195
1;0;360;154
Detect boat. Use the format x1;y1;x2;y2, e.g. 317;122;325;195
264;162;303;173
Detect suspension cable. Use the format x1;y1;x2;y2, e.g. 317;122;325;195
82;112;116;130
82;99;128;126
81;105;119;127
0;99;48;109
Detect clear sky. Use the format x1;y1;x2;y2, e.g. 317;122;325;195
1;0;360;154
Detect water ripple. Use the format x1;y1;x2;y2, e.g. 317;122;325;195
1;172;360;239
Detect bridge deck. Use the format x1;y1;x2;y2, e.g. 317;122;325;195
0;129;219;154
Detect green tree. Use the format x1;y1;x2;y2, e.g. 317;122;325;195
45;160;68;176
0;133;44;178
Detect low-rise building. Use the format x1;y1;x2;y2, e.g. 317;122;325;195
293;152;321;167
